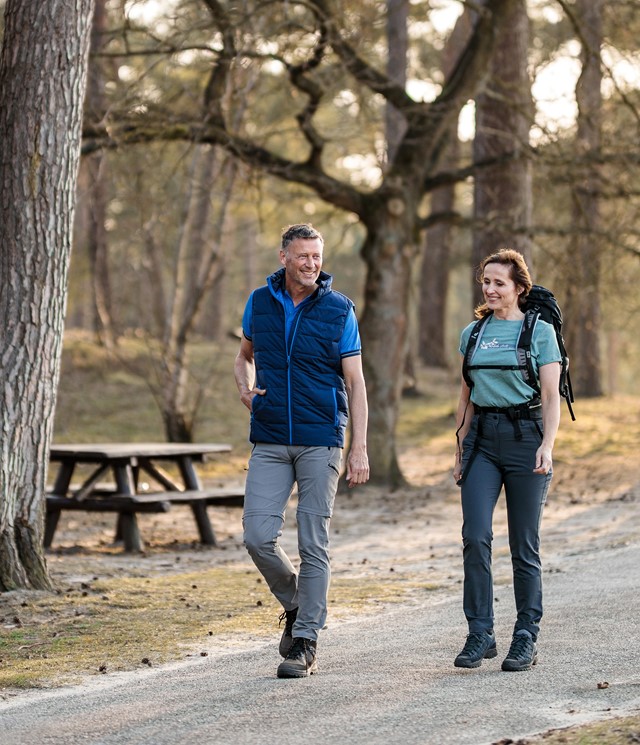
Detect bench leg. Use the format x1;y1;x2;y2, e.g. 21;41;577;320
119;513;144;553
112;464;143;551
190;502;217;546
44;509;61;548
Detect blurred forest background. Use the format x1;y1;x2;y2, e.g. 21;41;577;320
3;0;640;480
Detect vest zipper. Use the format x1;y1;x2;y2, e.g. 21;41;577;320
286;309;305;445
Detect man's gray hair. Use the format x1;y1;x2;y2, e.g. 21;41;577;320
281;224;324;252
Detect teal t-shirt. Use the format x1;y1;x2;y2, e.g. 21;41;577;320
459;315;561;407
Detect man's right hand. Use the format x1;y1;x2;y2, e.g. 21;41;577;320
240;387;266;411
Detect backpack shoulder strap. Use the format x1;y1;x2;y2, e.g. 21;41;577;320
516;308;540;394
462;315;490;389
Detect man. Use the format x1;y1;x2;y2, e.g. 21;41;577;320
234;223;369;679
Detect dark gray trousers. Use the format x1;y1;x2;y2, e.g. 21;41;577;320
460;412;552;640
242;443;342;642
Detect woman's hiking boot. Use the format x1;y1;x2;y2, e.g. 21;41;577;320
454;630;497;668
501;630;537;672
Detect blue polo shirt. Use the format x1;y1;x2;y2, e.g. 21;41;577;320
242;287;361;358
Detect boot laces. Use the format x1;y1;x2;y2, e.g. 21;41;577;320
278;609;296;635
461;632;489;657
285;637;314;668
506;633;534;661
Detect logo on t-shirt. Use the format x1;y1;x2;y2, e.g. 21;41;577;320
479;337;514;350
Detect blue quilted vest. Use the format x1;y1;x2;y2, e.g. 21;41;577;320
249;268;353;447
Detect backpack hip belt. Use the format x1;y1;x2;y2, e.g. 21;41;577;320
473;398;542;420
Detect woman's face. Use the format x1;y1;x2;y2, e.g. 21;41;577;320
482;262;522;316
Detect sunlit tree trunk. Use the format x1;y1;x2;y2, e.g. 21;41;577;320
0;0;94;590
419;9;473;368
564;0;603;396
385;0;408;165
385;0;419;396
472;0;532;306
161;146;237;441
85;0;116;349
360;197;416;487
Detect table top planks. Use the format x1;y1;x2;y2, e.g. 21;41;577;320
49;442;232;462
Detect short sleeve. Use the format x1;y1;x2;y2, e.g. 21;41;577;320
534;320;561;367
339;307;361;357
241;291;255;340
459;322;475;356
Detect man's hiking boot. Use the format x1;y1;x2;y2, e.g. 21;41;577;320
278;607;298;658
454;630;497;668
277;637;317;678
501;630;537;672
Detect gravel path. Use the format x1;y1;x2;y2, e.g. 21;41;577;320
1;539;638;745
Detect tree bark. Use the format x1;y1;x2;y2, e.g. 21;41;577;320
0;0;95;590
472;0;533;306
86;0;117;349
161;146;237;442
385;0;408;165
419;9;473;368
563;0;603;396
360;194;416;487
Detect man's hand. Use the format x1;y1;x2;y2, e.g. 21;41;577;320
240;387;266;411
346;446;369;488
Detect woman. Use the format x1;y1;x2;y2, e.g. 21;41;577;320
453;249;561;672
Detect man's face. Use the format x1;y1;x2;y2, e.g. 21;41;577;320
280;237;323;294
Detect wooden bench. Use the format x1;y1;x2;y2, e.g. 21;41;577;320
45;487;244;551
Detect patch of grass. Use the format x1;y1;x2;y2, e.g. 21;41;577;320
0;569;419;691
522;715;640;744
54;332;252;476
552;395;640;459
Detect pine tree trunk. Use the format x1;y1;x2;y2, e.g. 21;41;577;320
472;0;532;305
359;197;416;488
420;183;454;368
419;10;472;368
161;146;235;442
564;0;603;397
86;0;117;350
0;0;95;590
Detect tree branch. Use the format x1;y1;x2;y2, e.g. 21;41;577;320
82;119;364;214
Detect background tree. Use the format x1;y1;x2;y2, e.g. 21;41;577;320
562;0;604;396
60;0;640;481
0;0;95;590
83;0;519;486
84;0;117;350
472;0;533;305
419;8;473;368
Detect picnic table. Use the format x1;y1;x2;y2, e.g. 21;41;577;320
45;443;244;552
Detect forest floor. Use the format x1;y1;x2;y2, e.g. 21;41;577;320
1;346;639;743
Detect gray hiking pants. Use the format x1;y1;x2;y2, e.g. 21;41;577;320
242;443;342;642
460;411;552;640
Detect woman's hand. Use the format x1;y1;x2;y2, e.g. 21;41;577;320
453;452;463;483
533;445;553;474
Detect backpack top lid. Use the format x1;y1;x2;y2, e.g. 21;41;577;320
523;285;563;327
462;284;575;420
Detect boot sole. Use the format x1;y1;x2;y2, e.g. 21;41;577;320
454;646;497;668
501;654;538;672
277;661;318;678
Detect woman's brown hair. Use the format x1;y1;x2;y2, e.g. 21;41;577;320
474;248;533;319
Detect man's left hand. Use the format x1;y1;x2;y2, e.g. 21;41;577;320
346;448;369;487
